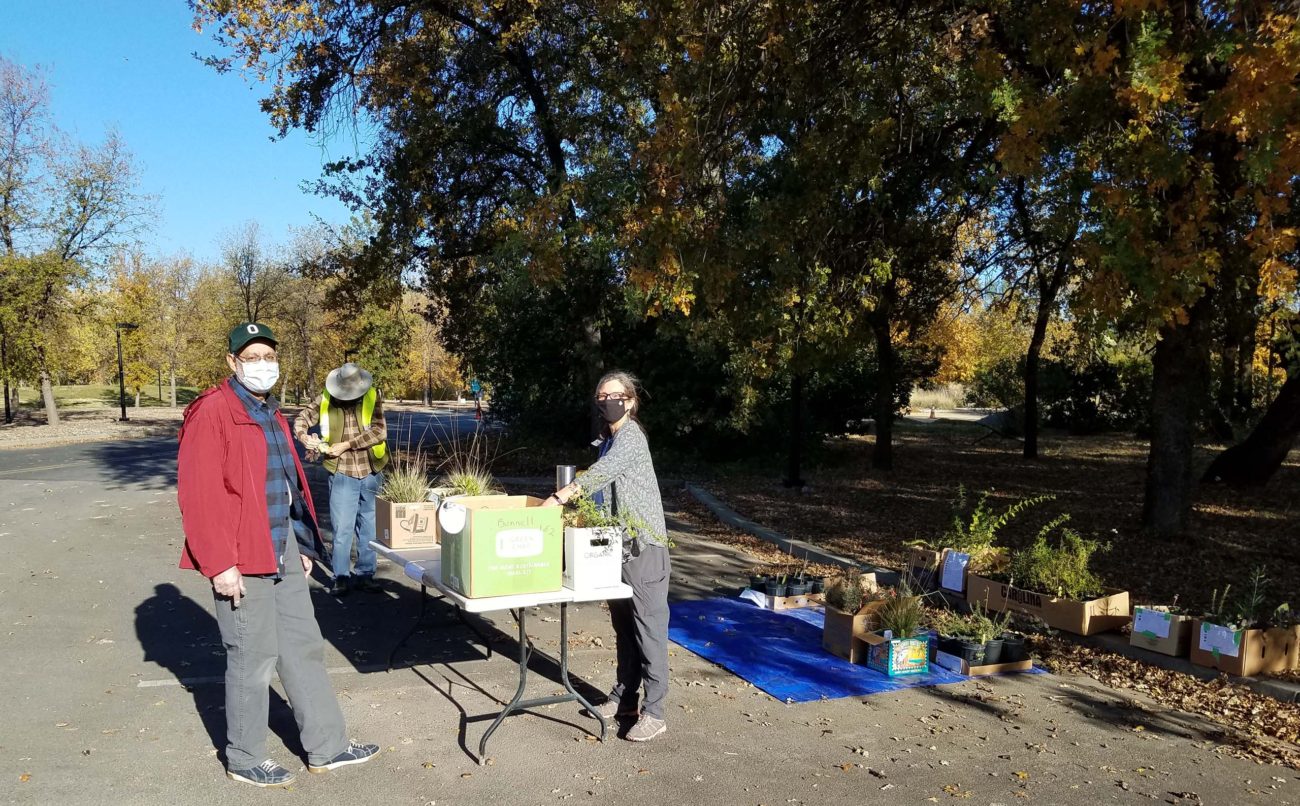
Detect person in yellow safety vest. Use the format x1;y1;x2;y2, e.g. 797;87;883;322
293;363;389;597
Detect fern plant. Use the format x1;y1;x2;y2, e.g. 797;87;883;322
911;487;1054;568
1007;515;1107;600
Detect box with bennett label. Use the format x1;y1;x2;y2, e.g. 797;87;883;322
438;495;563;598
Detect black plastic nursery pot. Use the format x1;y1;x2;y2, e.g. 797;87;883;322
749;575;768;590
809;576;825;594
787;580;813;596
983;638;1004;665
999;632;1027;662
764;580;789;598
956;639;987;665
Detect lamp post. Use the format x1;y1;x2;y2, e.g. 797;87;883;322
115;322;138;421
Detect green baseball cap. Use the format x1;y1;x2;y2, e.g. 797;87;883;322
228;322;278;355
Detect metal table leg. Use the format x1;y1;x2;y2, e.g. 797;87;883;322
560;603;607;741
475;603;608;764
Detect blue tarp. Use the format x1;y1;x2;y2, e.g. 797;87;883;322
668;597;1035;703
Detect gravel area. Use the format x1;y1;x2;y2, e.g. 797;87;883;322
0;408;184;450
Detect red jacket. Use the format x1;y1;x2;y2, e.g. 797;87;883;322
177;379;321;577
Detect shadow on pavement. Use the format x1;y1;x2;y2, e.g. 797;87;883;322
94;441;177;490
134;583;303;764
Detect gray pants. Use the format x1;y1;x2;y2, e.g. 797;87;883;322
213;538;348;770
607;543;671;719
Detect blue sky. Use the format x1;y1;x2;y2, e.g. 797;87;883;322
0;1;361;263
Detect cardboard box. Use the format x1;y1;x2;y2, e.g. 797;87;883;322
965;574;1131;636
862;631;931;677
563;526;623;592
439;495;563;598
763;592;824;611
1188;620;1300;677
933;650;1034;676
905;548;942;592
376;498;440;549
1129;606;1193;657
822;599;889;663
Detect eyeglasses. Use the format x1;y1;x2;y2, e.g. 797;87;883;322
236;353;278;365
595;393;629;402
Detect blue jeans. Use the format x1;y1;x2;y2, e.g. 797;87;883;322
328;472;381;579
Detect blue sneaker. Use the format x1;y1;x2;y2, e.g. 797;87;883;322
308;741;380;773
227;759;296;788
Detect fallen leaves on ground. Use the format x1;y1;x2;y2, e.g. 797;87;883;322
1028;633;1300;769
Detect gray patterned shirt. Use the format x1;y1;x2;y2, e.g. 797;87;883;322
577;419;668;546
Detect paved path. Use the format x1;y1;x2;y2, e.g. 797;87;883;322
1;437;1295;805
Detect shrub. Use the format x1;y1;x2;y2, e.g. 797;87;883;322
911;487;1053;570
1007;516;1108;600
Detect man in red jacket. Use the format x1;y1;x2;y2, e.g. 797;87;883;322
177;322;378;788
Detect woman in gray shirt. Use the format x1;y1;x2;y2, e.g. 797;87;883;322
545;370;670;742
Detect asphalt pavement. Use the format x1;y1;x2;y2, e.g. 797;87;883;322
1;435;1296;806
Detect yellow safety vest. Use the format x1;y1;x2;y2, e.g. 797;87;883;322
320;388;388;469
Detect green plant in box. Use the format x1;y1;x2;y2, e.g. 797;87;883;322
379;448;431;502
875;586;927;638
908;487;1053;571
824;572;868;613
433;426;504;496
1007;515;1108;601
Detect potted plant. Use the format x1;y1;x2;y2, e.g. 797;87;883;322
863;586;931;677
932;610;986;665
1190;567;1298;677
376;448;440;548
561;492;648;592
787;560;813;596
967;601;1014;665
905;487;1051;594
966;515;1131;636
428;428;504;501
748;570;769;591
821;572;885;663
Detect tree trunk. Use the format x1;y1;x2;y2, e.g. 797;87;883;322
1142;311;1210;538
1202;371;1300;485
35;342;59;425
134;390;140;408
1;328;10;424
1023;300;1052;459
169;367;177;408
871;317;895;472
784;373;805;488
1234;332;1255;419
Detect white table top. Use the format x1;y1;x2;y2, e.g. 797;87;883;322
370;541;632;613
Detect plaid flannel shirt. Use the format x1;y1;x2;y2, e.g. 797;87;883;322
294;391;387;479
230;378;307;577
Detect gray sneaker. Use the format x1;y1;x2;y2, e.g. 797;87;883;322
308;740;380;773
626;714;667;742
227;759;295;788
586;699;639;720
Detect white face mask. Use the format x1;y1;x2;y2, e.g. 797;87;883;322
237;361;280;393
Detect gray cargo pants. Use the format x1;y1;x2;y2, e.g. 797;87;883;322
213;537;348;770
607;542;671;720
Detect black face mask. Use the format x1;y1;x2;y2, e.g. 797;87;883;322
597;398;627;423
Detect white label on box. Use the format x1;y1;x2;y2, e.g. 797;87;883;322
940;551;970;593
496;528;544;558
1199;622;1242;658
438;501;467;535
1133;607;1172;639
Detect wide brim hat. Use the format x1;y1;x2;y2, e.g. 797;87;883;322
325;363;373;401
